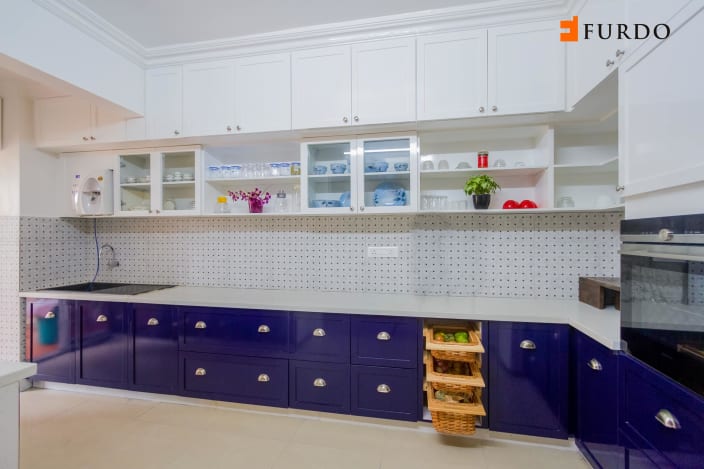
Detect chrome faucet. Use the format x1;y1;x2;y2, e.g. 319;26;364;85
99;244;120;268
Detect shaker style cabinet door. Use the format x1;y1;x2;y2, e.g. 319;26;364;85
351;316;419;368
34;97;93;147
488;322;569;438
488;22;565;115
290;312;350;363
146;66;183;139
76;301;128;388
182;60;234;137
289;360;350;414
131;304;178;393
292;46;351;129
25;299;76;383
417;30;488;120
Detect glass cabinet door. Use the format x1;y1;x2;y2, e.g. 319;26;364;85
160;150;198;213
118;153;152;214
302;141;354;213
358;136;417;213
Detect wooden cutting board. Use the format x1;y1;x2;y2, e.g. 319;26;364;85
579;277;620;310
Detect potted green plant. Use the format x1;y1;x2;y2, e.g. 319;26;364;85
464;175;500;209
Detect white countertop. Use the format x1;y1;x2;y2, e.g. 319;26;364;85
0;362;37;387
20;287;621;350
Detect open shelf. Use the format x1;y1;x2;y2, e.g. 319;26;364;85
554;157;618;175
420;166;548;180
206;176;300;184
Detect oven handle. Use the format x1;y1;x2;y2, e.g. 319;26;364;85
622;249;704;263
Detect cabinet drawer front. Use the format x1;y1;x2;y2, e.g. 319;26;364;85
351;365;418;421
351;316;419;368
181;309;289;354
78;301;127;387
26;299;76;383
623;357;704;468
289;361;350;413
291;313;350;363
182;352;288;407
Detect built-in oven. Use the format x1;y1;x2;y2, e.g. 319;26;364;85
621;214;704;398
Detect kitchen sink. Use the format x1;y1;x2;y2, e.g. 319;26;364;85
42;283;176;295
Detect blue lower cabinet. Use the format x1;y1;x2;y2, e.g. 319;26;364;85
25;298;76;383
131;304;178;393
351;316;419;368
619;430;671;469
180;352;288;407
289;360;350;413
76;301;128;388
574;331;623;469
621;355;704;469
488;321;569;439
351;365;418;421
291;312;350;363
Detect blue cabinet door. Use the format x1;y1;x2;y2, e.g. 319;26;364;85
76;301;128;388
351;316;419;368
291;312;350;363
488;322;568;439
574;331;623;469
131;304;178;393
180;352;288;407
25;298;76;383
351;365;418;421
621;355;704;469
289;360;350;413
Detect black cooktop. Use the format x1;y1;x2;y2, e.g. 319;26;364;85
43;282;175;295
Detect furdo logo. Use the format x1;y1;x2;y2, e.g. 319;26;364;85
560;16;671;42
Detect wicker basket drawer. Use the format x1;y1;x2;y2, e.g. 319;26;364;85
424;352;485;391
427;388;486;435
423;324;484;363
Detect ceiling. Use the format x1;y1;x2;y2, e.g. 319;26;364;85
75;0;501;48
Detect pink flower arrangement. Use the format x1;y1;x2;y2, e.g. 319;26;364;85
228;188;271;213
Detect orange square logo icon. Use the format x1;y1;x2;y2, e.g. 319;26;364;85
560;16;579;42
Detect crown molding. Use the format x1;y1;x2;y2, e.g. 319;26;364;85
34;0;573;67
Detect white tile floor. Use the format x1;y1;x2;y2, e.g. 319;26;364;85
20;388;591;469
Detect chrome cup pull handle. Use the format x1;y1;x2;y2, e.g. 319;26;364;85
519;340;536;350
195;321;207;329
313;378;327;387
257;373;270;383
96;314;108;323
376;384;391;394
147;317;159;326
376;331;391;341
44;311;56;319
655;409;681;430
258;324;270;333
587;358;603;371
313;328;326;337
194;368;206;376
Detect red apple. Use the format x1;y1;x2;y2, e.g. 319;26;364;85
502;199;519;209
519;199;538;209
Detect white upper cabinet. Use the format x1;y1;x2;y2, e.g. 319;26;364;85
488;22;565;115
292;38;415;129
146;66;183;139
292;46;352;129
183;60;234;136
567;0;625;109
417;30;488;120
233;53;291;133
34;96;126;148
351;38;416;126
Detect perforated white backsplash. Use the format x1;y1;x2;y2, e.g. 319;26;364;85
17;212;621;298
0;216;21;360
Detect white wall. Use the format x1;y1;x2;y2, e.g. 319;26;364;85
0;82;22;216
0;0;144;115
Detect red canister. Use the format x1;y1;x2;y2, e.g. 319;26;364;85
477;151;488;168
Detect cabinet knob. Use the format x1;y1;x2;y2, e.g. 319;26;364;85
606;59;615;67
655;409;681;430
376;384;391;394
353;116;359;122
342;117;348;123
96;314;108;323
376;331;391;341
491;106;498;112
313;378;327;388
226;125;232;132
519;339;536;350
236;125;241;131
615;185;625;192
174;130;180;135
359;205;365;212
257;324;270;333
349;206;354;212
479;106;485;113
615;49;625;58
148;210;153;214
195;321;207;329
257;373;270;383
587;358;603;371
90;136;96;141
313;328;326;337
147;317;159;326
195;368;206;376
44;311;56;319
82;136;89;141
155;209;160;214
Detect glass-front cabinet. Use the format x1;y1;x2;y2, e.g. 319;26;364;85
115;146;201;216
301;135;418;213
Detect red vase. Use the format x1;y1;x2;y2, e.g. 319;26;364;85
248;198;264;213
